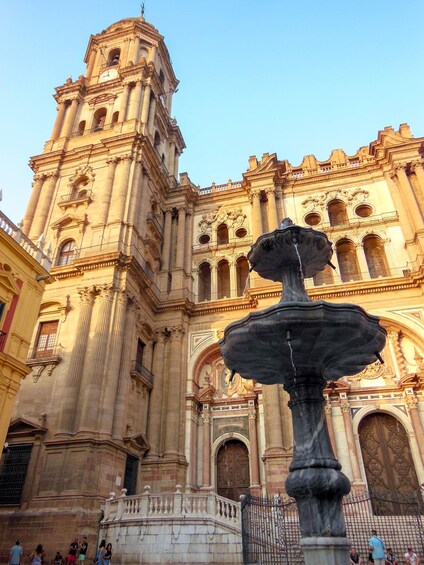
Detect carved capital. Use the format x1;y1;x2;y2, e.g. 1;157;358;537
340;402;351;415
78;285;97;305
406;393;418;410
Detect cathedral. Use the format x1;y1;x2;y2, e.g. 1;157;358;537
1;12;424;561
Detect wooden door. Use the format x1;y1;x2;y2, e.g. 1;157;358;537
359;413;421;514
217;440;250;501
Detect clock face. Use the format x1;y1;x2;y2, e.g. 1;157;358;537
98;68;118;83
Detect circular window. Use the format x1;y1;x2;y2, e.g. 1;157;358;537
235;227;247;238
304;213;322;226
355;204;373;218
198;233;211;245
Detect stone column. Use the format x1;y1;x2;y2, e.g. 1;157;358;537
147;96;157;135
175;207;187;269
262;384;284;452
211;263;218;301
324;398;338;457
250;190;263;241
108;155;133;224
126;157;143;233
98;158;118;225
140;84;151;124
119;83;131;122
77;285;115;433
29;173;57;239
163;327;185;458
184;211;194;275
56;287;96;436
395;165;424;253
167;143;176;177
98;290;128;435
411;161;424;209
201;404;212;489
112;297;138;439
161;209;173;272
266;189;280;231
86;49;97;80
22;175;45;235
355;243;369;279
128;80;143;120
145;329;168;458
248;401;261;491
132;35;141;63
229;259;237;298
406;393;424;468
50;103;67;140
340;400;364;491
61;98;79;137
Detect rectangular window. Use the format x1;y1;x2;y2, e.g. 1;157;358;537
0;444;33;505
35;321;58;358
135;339;145;373
123;454;139;495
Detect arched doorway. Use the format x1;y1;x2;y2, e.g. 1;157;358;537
359;413;421;514
216;439;250;501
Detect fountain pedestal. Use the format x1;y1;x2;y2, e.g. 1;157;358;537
219;222;387;565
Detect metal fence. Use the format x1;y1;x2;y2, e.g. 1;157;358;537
241;489;424;564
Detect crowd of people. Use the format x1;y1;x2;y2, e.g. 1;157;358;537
348;529;421;564
8;537;113;565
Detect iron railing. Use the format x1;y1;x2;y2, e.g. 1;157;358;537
241;489;424;565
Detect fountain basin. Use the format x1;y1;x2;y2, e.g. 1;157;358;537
219;300;386;384
248;226;333;282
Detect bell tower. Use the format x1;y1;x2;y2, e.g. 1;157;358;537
14;15;197;545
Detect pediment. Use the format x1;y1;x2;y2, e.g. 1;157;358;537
198;385;216;402
7;417;47;439
0;270;21;296
123;432;150;453
50;213;88;231
324;379;351;396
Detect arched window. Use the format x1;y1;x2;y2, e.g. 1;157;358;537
236;256;250;296
217;224;229;245
198;262;211;302
217;260;230;299
57;240;76;266
72;176;89;199
111;111;119;125
313;264;334;286
77;120;86;136
108;48;120;66
336;239;361;282
93;108;107;131
154;131;161;150
363;235;389;278
328;200;348;226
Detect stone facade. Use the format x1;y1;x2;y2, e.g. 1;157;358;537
0;12;424;564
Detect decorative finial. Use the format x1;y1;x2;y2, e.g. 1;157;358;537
140;2;145;18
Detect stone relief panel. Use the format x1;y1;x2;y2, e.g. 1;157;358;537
212;416;249;443
302;188;370;213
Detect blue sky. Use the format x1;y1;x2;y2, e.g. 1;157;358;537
1;0;423;223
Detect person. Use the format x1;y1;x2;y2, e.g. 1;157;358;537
78;537;88;562
29;544;44;565
369;529;385;565
103;543;112;565
9;540;23;565
67;538;78;564
95;540;106;565
385;547;398;564
350;546;362;564
404;547;420;564
368;554;375;564
54;552;64;565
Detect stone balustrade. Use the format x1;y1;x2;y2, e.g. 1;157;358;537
102;485;241;530
0;210;52;271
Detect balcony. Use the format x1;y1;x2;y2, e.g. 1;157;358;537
58;189;93;210
130;360;154;388
26;345;63;381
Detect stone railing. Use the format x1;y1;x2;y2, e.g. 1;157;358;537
199;180;243;195
0;211;52;271
102;485;241;530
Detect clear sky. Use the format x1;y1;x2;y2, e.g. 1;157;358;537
1;0;423;224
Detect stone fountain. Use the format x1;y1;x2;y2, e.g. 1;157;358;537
219;220;386;565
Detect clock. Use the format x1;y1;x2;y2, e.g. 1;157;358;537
98;68;118;83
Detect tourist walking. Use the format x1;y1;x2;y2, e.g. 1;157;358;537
29;544;44;565
67;538;79;564
103;543;112;565
404;547;421;564
54;551;64;565
78;537;88;562
95;539;106;564
369;529;385;565
9;539;23;565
